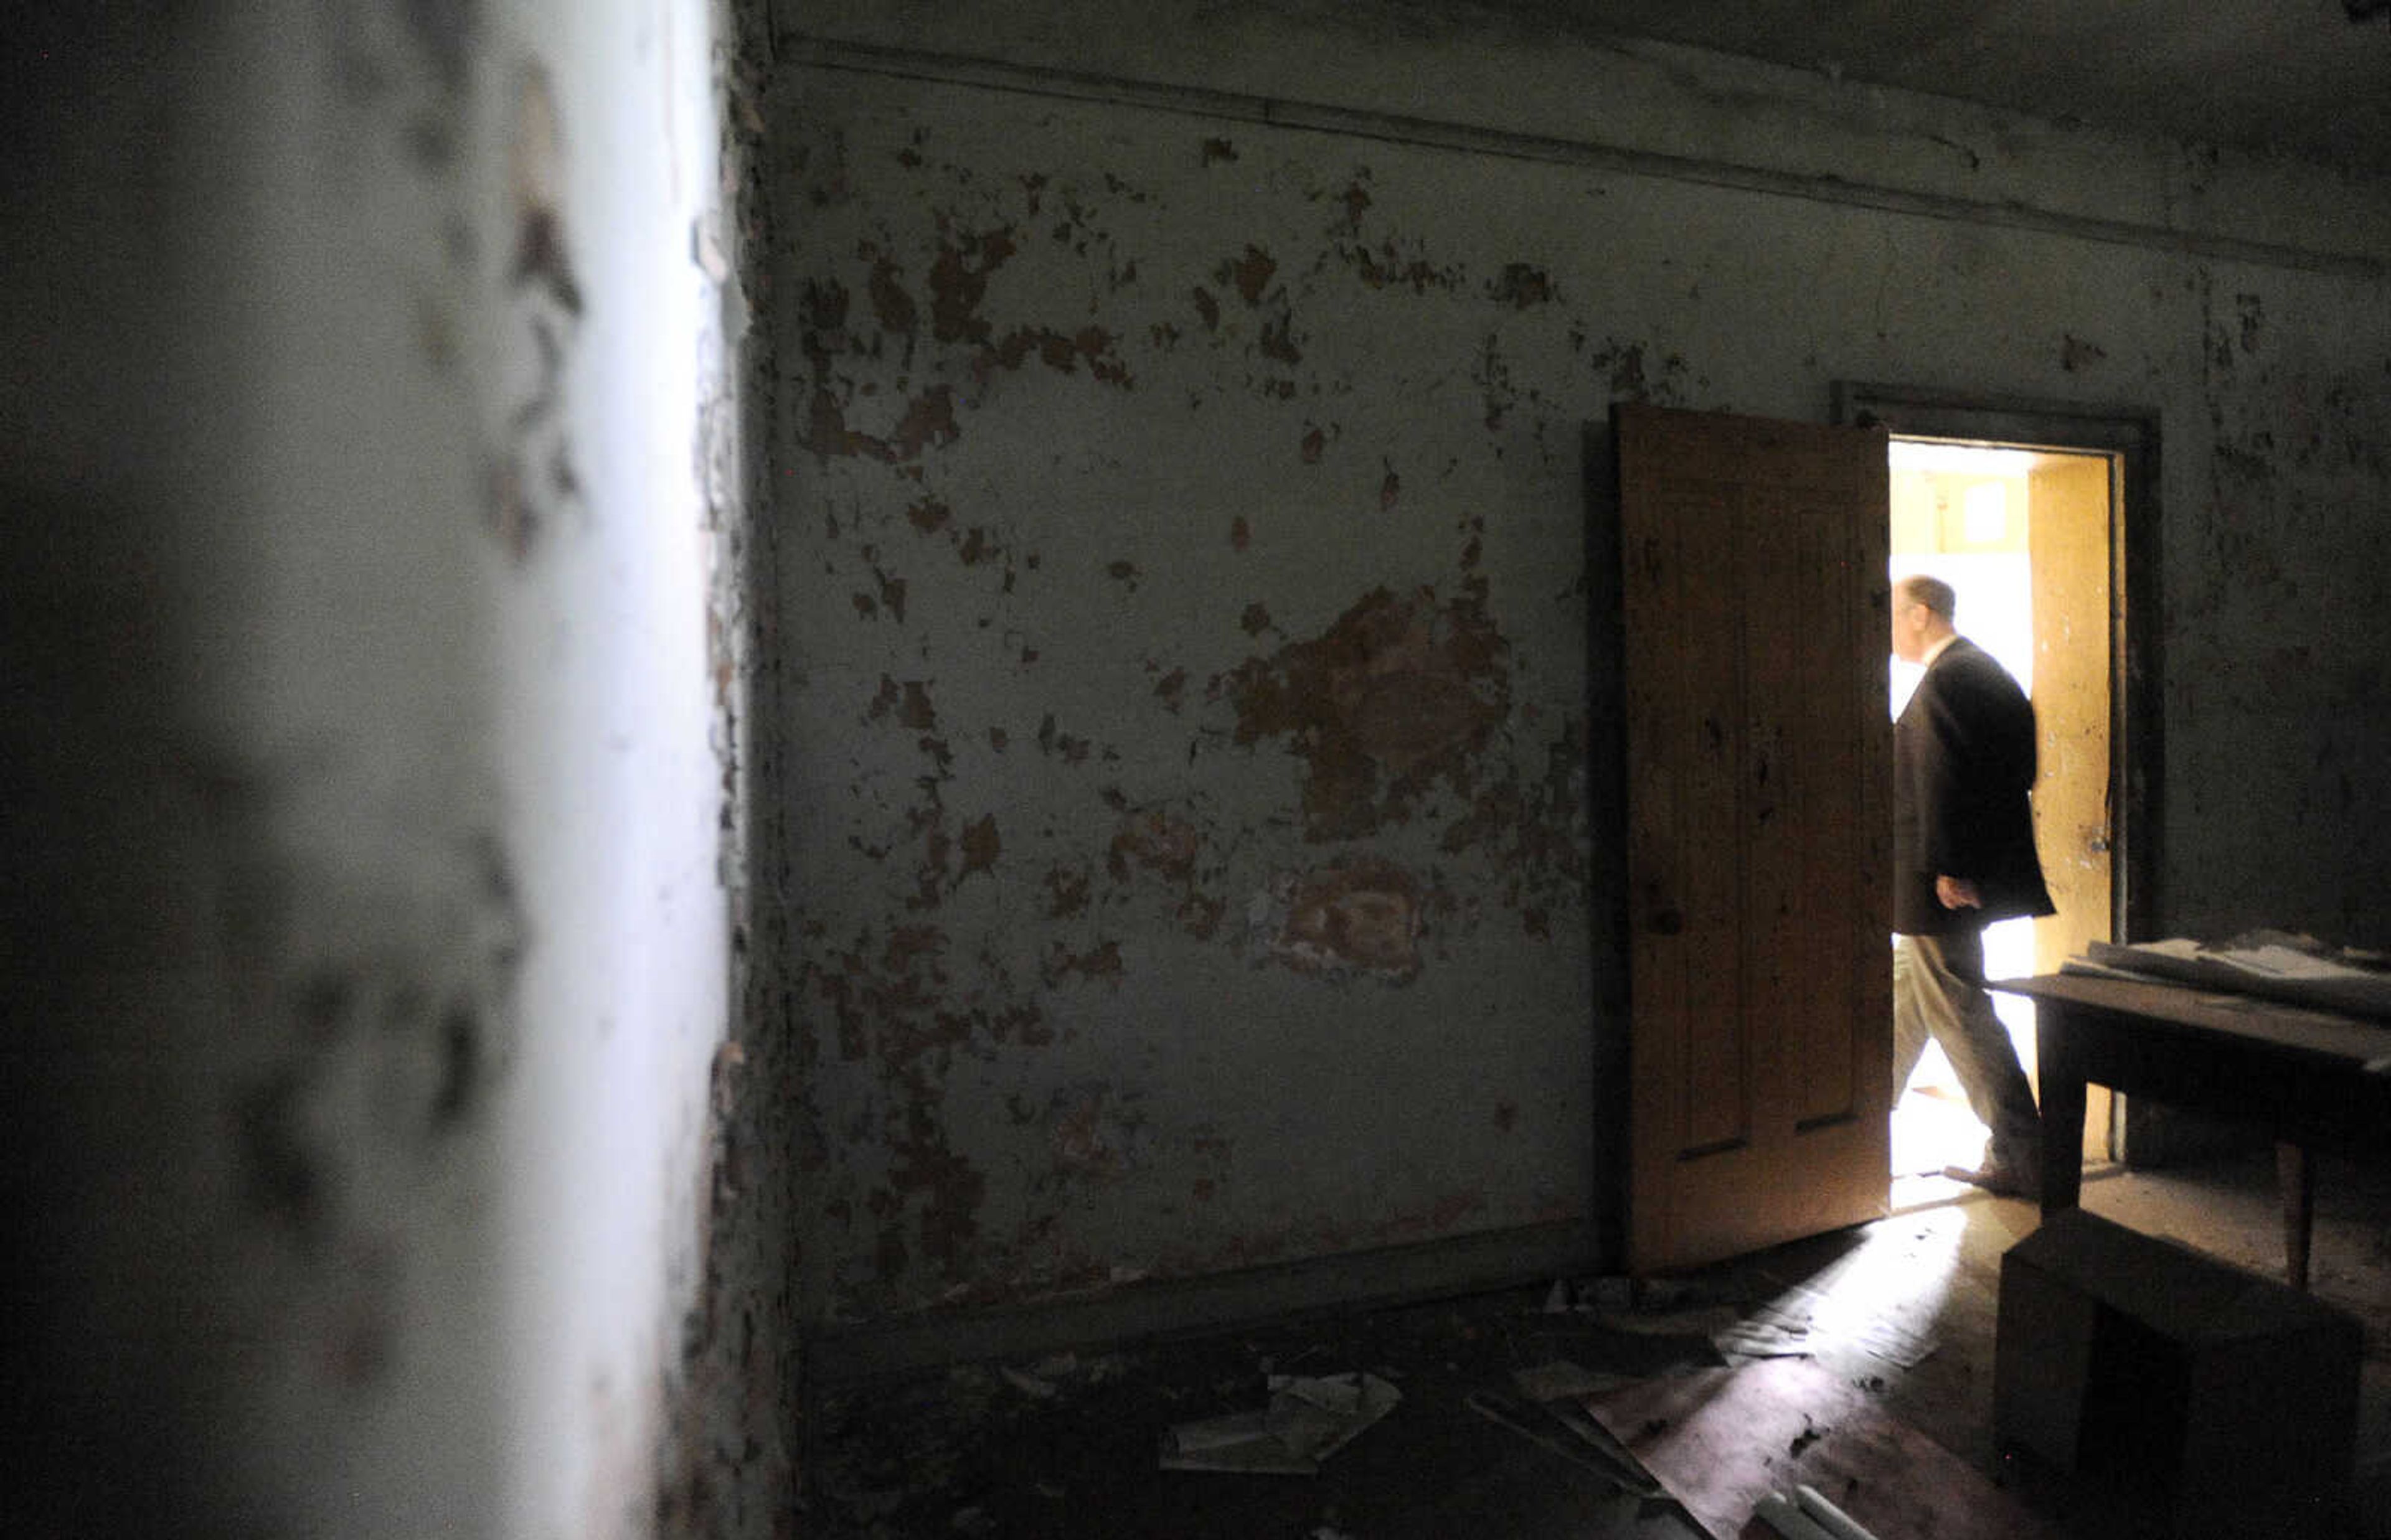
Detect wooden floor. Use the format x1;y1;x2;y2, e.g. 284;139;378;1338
803;1147;2391;1538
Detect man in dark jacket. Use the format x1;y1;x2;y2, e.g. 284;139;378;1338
1892;574;2055;1196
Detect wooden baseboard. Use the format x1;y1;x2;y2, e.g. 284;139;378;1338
803;1220;1598;1389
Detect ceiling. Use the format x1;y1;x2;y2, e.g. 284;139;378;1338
1495;0;2391;176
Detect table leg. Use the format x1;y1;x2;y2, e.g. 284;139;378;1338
2277;1141;2313;1292
2036;1005;2087;1216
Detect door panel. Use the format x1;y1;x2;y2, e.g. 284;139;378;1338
1618;403;1892;1275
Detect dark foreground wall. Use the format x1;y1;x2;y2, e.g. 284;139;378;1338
6;2;796;1535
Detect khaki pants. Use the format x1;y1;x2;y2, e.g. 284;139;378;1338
1894;929;2042;1176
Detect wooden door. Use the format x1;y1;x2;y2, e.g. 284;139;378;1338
2027;452;2115;1157
1618;403;1892;1275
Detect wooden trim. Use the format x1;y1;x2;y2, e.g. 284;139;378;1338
803;1220;1599;1388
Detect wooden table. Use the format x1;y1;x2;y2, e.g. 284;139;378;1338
1992;972;2391;1290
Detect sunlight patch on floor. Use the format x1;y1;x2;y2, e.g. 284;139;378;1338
1748;1203;1973;1368
1889;1071;1994;1210
1892;1081;1986;1166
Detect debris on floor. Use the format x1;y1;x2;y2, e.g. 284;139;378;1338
1710;1315;1816;1361
1512;1307;1730;1385
1786;1481;1885;1539
1751;1493;1825;1539
1540;1263;1941;1371
1751;1490;1838;1539
1580;1358;2057;1540
801;1150;2391;1537
1750;1481;1892;1539
999;1366;1060;1399
1510;1358;1623;1402
1158;1371;1402;1474
1466;1385;1664;1496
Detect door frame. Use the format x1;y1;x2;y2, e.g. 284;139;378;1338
1832;382;2163;946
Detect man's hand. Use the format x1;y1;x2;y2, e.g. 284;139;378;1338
1935;875;1983;910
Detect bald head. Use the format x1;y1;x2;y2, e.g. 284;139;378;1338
1891;575;1956;663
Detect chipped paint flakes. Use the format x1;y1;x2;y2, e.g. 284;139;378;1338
1253;860;1425;981
843;224;1134;390
799;916;1068;1306
1047;1083;1148;1178
2059;332;2108;373
888;389;960;461
1586;337;1691;404
1488;263;1555;308
1332;174;1372;235
1044;863;1092;918
1228;586;1511;840
1339;238;1460;294
1035;713;1093;764
865;676;937;731
1042;939;1125;989
800;278;850;366
881;1122;986;1275
1107;809;1202;884
1105;807;1224;938
1175;893;1228;941
814;925;953;1058
928;230;1017;344
1219;244;1277;306
958;814;1001;879
802;383;960;464
1440;714;1590;933
869;257;918;334
982;323;1133;388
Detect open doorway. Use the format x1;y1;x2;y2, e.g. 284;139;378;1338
1880;435;2121;1206
1838;382;2160;1207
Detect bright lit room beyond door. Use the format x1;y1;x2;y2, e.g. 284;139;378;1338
1887;436;2118;1206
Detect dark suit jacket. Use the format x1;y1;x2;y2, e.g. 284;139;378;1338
1893;636;2056;936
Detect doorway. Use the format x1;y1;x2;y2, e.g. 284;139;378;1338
1606;395;2159;1270
1840;382;2161;1204
1883;438;2115;1203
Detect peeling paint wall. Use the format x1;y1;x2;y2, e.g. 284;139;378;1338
2170;266;2391;942
8;2;789;1537
770;1;2391;1330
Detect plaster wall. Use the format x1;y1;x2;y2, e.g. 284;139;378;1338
770;1;2391;1331
7;2;789;1536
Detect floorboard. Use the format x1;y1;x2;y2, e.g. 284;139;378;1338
802;1148;2391;1538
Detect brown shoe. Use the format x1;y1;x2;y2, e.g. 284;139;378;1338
1942;1162;2032;1198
